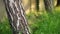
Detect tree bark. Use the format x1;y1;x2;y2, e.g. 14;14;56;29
3;0;30;34
44;0;54;12
57;0;60;6
36;0;39;11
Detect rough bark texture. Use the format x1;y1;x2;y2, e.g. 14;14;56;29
44;0;54;12
3;0;30;34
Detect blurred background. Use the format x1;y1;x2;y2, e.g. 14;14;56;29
0;0;60;34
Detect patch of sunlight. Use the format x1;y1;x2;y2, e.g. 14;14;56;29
54;0;57;6
28;20;33;25
55;6;60;11
25;10;30;15
41;32;44;34
1;16;7;23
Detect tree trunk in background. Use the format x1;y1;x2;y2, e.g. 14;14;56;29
3;0;30;34
30;0;31;11
36;0;39;11
57;0;60;6
44;0;54;12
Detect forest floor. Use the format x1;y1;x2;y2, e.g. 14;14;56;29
0;6;60;34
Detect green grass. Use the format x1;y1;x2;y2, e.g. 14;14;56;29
0;17;12;34
0;7;60;34
27;7;60;34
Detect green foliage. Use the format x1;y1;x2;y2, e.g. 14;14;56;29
27;7;60;34
0;7;60;34
0;17;12;34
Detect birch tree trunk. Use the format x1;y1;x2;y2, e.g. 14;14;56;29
3;0;30;34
